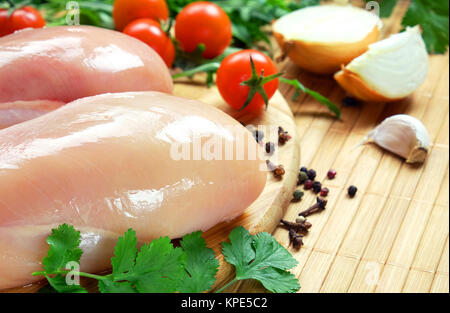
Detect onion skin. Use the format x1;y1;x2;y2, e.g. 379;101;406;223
273;25;380;75
334;66;404;102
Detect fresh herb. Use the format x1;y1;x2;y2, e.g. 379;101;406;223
365;0;449;54
33;224;219;293
33;224;300;293
402;0;449;54
219;226;299;292
279;78;341;119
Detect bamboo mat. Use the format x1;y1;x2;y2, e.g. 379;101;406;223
235;0;449;293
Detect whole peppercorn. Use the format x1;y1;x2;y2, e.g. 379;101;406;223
292;190;304;202
320;187;329;197
304;180;313;190
265;142;275;155
312;181;322;194
327;169;337;179
300;167;308;173
342;97;360;107
298;171;308;185
348;185;358;198
306;169;316;180
253;130;264;143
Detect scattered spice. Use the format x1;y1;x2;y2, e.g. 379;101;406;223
306;169;317;180
348;185;358;198
288;228;303;248
327;169;337;179
292;190;304;202
304;179;313;190
266;160;285;178
280;219;312;232
265;142;275;155
312;181;322;194
297;171;308;185
342;96;360;107
296;216;306;224
320;187;329;197
252;129;264;143
298;197;327;217
278;126;291;145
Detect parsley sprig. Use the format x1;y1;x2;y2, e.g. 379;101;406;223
32;224;300;293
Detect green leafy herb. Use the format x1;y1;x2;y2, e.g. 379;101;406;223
33;224;297;293
279;77;341;119
401;0;449;54
177;231;219;293
219;226;299;293
365;0;449;54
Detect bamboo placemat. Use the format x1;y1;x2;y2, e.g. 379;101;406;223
235;0;449;293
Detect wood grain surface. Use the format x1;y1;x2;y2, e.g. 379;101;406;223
232;0;449;293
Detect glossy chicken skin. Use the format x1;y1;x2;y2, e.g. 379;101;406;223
0;92;266;289
0;26;173;129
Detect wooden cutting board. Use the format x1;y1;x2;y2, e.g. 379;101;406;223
4;80;300;293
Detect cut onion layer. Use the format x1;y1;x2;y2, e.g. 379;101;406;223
335;26;429;102
272;4;382;74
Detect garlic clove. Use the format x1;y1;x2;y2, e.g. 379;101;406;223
361;114;430;163
335;26;429;101
272;4;382;74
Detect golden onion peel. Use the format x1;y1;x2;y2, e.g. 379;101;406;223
272;4;382;75
334;26;429;102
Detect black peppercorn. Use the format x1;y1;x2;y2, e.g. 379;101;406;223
342;97;360;107
312;181;322;194
306;169;316;180
348;185;358;198
265;142;275;155
300;166;308;173
253;130;264;143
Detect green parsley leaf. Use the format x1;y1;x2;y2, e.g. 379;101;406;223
46;274;87;293
177;231;219;293
222;226;299;293
98;279;136;293
42;224;83;274
114;237;186;293
402;0;449;54
111;228;138;278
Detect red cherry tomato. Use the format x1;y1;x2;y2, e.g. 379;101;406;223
175;2;232;59
0;9;11;37
113;0;169;31
216;50;279;112
0;6;45;37
123;18;175;68
9;7;45;32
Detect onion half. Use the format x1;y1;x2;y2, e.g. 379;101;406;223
334;26;429;102
272;4;382;74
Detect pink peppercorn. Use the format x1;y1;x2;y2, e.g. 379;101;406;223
320;187;329;197
304;180;313;190
327;169;337;179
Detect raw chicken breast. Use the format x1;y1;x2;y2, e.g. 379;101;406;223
0;92;266;290
0;26;173;129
